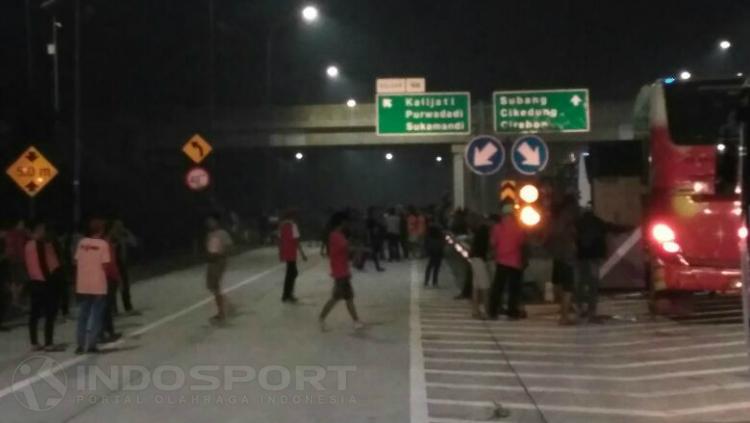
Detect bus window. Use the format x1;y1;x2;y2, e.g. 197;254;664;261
665;81;741;145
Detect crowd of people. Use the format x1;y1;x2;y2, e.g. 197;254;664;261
0;217;138;353
456;194;629;326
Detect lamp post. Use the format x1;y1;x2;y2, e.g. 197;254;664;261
265;5;319;103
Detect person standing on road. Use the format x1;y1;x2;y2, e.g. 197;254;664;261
99;227;122;344
547;195;579;326
359;207;386;272
4;220;28;311
423;224;445;287
319;212;364;332
384;208;401;261
488;203;526;320
108;219;139;315
206;214;234;323
576;207;630;323
469;222;491;319
279;210;307;303
74;218;112;354
25;222;64;351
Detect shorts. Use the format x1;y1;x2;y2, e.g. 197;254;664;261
551;259;575;293
469;258;491;291
206;259;227;293
331;277;354;301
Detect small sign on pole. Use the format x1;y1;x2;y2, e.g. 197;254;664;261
185;167;211;191
182;134;213;164
6;146;58;197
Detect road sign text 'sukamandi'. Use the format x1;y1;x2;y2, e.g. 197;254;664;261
376;93;471;136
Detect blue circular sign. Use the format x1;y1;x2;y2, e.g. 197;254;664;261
464;136;505;176
511;135;549;176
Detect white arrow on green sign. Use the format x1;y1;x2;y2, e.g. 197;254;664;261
493;89;590;134
376;92;471;136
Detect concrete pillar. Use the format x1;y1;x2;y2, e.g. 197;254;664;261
451;144;465;209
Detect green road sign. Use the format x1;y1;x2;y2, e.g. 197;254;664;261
376;92;471;136
493;89;590;133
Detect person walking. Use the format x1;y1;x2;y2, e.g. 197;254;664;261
488;203;526;320
547;196;579;325
319;212;364;332
25;222;64;352
423;224;445;287
74;219;112;354
279;210;307;303
206;214;233;323
109;219;139;315
469;222;491;319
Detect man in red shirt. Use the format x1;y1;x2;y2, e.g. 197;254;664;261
24;222;63;351
318;212;363;331
488;203;526;320
278;210;307;303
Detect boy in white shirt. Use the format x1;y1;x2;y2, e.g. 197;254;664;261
206;214;233;323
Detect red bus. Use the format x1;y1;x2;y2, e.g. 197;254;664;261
634;78;746;301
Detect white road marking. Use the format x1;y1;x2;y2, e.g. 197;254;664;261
0;262;283;402
425;365;750;381
427;381;750;399
421;330;746;346
425;352;748;369
410;261;429;423
427;398;667;419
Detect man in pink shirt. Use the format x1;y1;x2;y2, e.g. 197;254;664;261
24;222;63;351
489;203;526;320
318;212;363;332
74;219;111;354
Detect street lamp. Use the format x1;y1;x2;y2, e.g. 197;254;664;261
385;153;394;161
295;152;304;160
719;40;732;50
436;156;443;163
679;70;692;81
301;5;319;23
326;65;340;79
346;98;357;108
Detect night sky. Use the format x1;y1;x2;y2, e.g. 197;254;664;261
1;0;749;115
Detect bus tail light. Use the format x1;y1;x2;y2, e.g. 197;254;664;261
739;227;748;240
651;223;676;243
661;241;681;254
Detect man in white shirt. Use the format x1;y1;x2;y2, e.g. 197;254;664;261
206;214;233;323
74;219;111;354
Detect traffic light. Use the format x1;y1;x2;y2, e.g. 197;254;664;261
518;183;542;227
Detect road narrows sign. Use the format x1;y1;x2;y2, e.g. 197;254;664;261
494;89;590;133
376;92;471;136
183;134;213;164
6;146;58;197
464;135;505;176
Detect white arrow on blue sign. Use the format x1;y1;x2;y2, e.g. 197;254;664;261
511;135;549;175
464;135;505;176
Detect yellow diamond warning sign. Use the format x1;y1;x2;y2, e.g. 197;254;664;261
6;146;59;197
182;134;213;164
